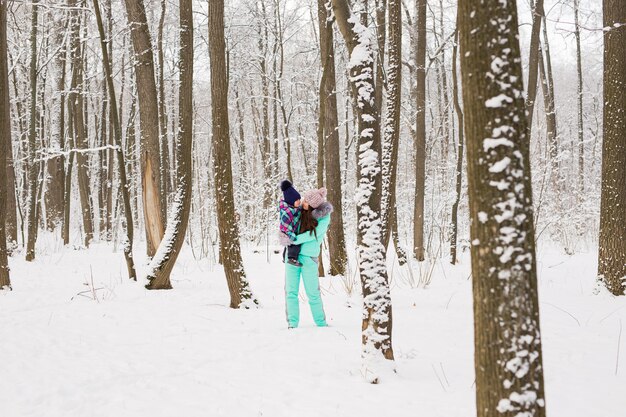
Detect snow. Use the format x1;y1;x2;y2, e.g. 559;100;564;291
1;236;625;417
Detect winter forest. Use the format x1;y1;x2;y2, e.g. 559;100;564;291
0;0;624;415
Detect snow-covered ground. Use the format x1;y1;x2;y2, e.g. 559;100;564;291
1;236;624;417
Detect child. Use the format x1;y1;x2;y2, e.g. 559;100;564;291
279;180;303;267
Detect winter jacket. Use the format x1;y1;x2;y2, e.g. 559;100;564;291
291;202;333;257
279;199;301;241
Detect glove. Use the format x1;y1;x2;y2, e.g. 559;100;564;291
278;232;293;246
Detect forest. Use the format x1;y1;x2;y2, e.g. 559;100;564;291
0;0;624;416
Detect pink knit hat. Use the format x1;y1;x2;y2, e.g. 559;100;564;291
302;187;327;209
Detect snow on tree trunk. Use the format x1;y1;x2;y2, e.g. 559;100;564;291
208;0;257;309
331;0;394;384
380;0;402;258
145;0;193;290
458;0;547;415
598;0;626;296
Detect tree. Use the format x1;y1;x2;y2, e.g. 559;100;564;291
380;0;405;266
525;0;544;133
573;0;584;195
25;0;40;261
208;0;257;308
145;0;193;290
123;0;165;257
0;0;11;289
412;0;426;262
318;0;348;276
598;0;626;296
92;0;136;280
449;26;464;265
459;0;547;415
331;0;394;383
67;0;95;248
45;6;67;231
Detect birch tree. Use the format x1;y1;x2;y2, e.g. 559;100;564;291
459;0;547;415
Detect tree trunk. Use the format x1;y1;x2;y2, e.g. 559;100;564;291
413;0;426;261
449;27;464;265
538;41;558;179
146;0;194;290
208;0;257;308
257;2;273;209
92;0;136;280
25;0;40;262
45;10;67;232
68;0;94;247
374;0;386;126
318;0;348;277
123;0;165;258
459;0;547;415
157;0;169;214
574;0;584;195
598;0;626;295
525;0;544;134
381;0;402;257
0;0;12;289
331;0;394;383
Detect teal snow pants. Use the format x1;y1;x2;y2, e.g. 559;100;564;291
284;255;327;328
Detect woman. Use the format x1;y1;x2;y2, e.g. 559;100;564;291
280;187;333;328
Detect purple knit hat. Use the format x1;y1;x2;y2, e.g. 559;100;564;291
302;187;327;209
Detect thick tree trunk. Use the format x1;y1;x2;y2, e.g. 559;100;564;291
93;0;136;280
413;0;427;262
449;28;464;265
381;0;402;257
332;0;394;383
459;0;547;415
146;0;193;290
208;0;257;308
318;0;348;277
0;0;12;289
123;0;165;257
598;0;626;295
25;0;40;262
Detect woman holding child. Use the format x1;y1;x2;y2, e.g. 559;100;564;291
278;180;333;329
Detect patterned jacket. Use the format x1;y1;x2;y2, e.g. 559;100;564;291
279;199;301;241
